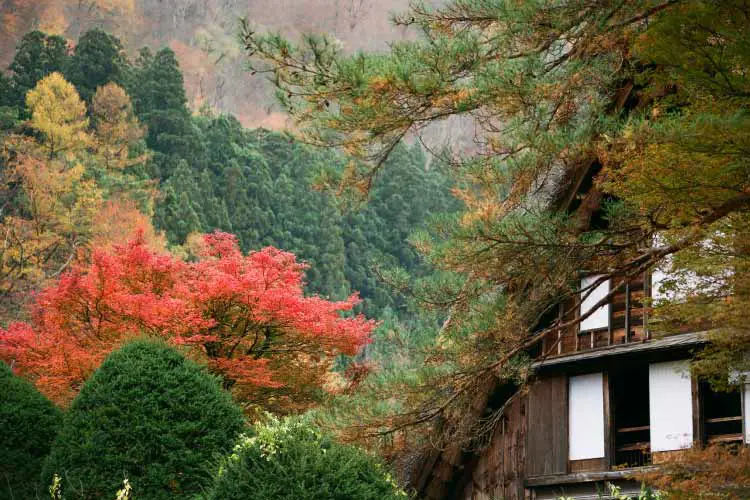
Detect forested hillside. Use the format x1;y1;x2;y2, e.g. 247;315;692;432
154;117;459;312
0;28;457;321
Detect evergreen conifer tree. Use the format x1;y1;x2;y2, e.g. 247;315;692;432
65;29;126;103
8;31;68;116
128;47;194;157
205;417;407;500
0;363;62;500
156;187;203;243
43;339;245;500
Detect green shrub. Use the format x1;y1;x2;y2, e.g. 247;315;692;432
0;362;62;500
205;416;409;500
43;339;246;500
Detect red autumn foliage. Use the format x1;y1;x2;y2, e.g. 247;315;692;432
0;231;376;411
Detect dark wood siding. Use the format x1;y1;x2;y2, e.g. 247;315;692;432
526;374;568;476
541;274;650;359
457;394;527;500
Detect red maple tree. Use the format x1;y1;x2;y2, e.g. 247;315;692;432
0;231;376;411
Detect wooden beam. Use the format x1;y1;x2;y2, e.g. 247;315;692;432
524;467;659;487
616;425;650;433
615;442;650;452
705;416;743;424
706;434;744;443
575;306;581;352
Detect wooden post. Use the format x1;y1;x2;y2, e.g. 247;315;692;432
624;282;631;342
603;372;612;470
692;377;703;446
643;271;650;340
607;278;614;345
557;304;563;355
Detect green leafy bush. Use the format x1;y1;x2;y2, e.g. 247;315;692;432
43;339;246;500
205;416;409;500
0;362;62;499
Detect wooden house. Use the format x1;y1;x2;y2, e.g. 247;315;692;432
411;277;749;499
409;168;750;499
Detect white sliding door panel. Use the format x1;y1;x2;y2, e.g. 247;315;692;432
744;382;750;444
569;373;605;460
580;276;609;331
649;360;693;452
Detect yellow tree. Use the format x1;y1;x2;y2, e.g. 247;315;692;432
25;72;89;159
0;145;102;316
0;74;101;317
91;82;146;170
88;82;158;244
0;73;162;319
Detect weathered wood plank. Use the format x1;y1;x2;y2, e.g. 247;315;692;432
569;457;607;473
526;374;568;477
524;467;658;487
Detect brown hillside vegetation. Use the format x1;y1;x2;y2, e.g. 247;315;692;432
0;0;411;127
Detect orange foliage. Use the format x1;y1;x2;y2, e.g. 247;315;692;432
91;199;166;252
638;445;750;499
91;83;147;169
0;232;376;411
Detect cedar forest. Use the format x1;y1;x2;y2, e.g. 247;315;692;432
0;1;749;499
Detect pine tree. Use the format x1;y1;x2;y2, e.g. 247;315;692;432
42;339;246;500
0;73;17;129
149;118;455;308
157;187;202;244
65;29;126;103
8;31;69;116
91;82;146;170
0;362;62;499
128;47;194;158
223;161;265;250
0;72;12;108
242;1;750;479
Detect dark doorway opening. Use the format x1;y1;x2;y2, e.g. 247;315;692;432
701;381;743;444
611;366;651;467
